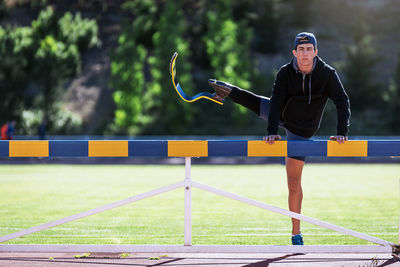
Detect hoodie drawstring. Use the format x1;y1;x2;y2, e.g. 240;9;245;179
308;74;312;104
293;57;316;105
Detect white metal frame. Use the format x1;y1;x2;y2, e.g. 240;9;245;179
0;157;398;254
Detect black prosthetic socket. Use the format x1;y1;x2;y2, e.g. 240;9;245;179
229;86;261;116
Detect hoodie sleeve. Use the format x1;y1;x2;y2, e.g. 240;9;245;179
267;68;288;135
327;70;351;136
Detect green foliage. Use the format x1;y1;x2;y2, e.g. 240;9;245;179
110;43;149;134
118;253;130;258
33;34;80;118
31;6;57;39
121;0;158;47
233;0;282;54
203;0;253;125
0;26;34;122
3;0;399;135
20;106;82;135
340;18;381;111
74;253;92;258
286;0;315;29
384;51;400;133
58;12;100;52
29;6;97;130
0;0;8;20
110;0;274;135
333;17;388;135
109;0;159;135
0;6;99;133
146;0;194;134
110;0;194;135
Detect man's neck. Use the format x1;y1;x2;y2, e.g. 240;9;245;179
298;64;313;74
294;57;316;74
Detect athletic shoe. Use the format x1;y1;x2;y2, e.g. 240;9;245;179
208;79;233;102
291;234;304;245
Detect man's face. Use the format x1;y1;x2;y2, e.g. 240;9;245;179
292;43;318;67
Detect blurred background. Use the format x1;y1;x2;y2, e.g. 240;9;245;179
1;0;399;138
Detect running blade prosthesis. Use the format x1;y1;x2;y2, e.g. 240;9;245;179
169;52;223;105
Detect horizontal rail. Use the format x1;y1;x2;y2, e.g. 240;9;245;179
0;245;393;254
0;140;399;157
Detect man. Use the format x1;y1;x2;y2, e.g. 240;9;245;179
1;120;16;140
38;119;47;140
208;32;351;245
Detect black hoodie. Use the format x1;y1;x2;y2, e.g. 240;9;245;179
267;56;350;138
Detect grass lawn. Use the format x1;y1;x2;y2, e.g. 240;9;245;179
0;164;398;245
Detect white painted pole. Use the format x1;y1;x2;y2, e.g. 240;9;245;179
184;157;192;246
0;181;184;243
191;181;394;247
398;178;400;245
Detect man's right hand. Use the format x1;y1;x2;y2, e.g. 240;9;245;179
263;135;282;144
329;135;348;144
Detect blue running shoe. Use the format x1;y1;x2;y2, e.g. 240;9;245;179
291;234;304;245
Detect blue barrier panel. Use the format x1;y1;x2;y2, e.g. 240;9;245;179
287;140;327;157
208;140;247;157
1;140;400;157
0;141;8;157
129;141;168;157
368;140;400;156
49;141;88;157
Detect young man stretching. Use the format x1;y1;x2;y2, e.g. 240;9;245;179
208;32;351;245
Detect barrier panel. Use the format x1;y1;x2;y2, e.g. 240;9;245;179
0;140;399;254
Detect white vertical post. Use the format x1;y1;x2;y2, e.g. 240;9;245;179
184;157;192;246
398;179;400;245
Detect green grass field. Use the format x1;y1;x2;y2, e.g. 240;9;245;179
0;164;399;246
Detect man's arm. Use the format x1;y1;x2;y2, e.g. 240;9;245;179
267;69;288;136
327;70;351;137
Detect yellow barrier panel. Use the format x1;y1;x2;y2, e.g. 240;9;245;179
248;141;287;157
9;141;49;157
327;140;368;157
89;141;128;157
168;141;208;157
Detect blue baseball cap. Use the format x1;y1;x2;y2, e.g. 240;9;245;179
294;32;317;50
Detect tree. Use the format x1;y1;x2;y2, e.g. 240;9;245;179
203;0;254;126
0;0;8;20
335;17;386;135
286;0;315;29
233;0;282;54
385;50;400;133
32;34;80;122
340;18;381;111
0;26;34;123
145;0;194;134
110;0;194;135
30;7;99;128
109;0;159;134
0;6;99;132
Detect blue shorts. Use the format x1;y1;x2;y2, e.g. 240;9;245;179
259;97;311;162
285;129;310;162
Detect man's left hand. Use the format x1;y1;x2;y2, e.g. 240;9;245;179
329;135;348;144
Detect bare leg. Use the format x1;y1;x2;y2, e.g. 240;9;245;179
285;156;305;235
